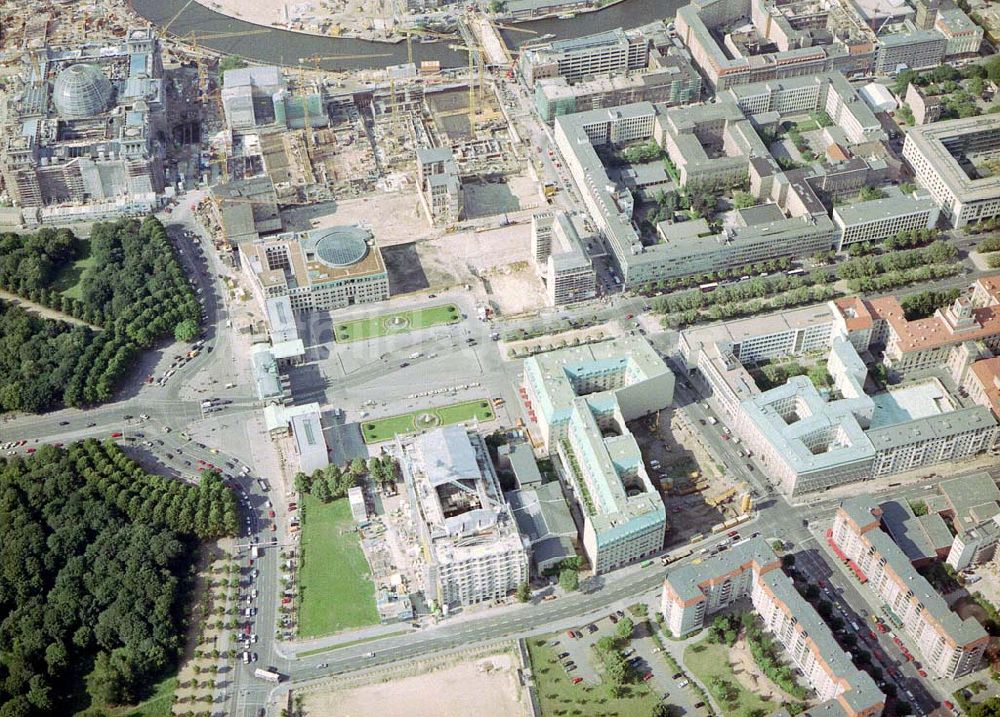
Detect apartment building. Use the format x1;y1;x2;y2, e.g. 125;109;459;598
832;498;989;679
523;336;673;573
240;226;389;313
531;211;597;306
833;192;940;249
397;427;529;608
904;84;942;126
903;116;1000;228
416;147;463;226
662;538;884;717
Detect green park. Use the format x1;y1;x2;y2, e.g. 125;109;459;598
361;399;495;443
334;304;461;343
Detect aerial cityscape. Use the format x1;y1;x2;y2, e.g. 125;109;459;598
0;0;999;715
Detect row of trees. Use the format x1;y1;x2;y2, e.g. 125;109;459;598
293;455;398;503
0;218;201;412
0;441;237;716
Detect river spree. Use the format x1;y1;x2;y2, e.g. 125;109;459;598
130;0;687;70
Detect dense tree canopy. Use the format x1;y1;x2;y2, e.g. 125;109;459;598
0;440;237;715
0;217;200;412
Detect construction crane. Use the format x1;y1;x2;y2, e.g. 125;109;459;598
295;60;317;163
398;27;459;67
493;22;537;34
448;43;487;129
162;0;198;35
298;52;393;69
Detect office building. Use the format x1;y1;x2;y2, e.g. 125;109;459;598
657;100;770;187
534;54;701;123
531;211;597;306
964;356;1000;422
874;27;947;75
519;28;649;86
677;290;1000;496
212;176;283;246
506;481;578;574
835;277;1000;376
935;7;983;57
727;73;885;145
662;538;884;717
0;29;164;219
657;212;838;277
291;410;329;474
523;336;672;573
832;498;989;679
833;192;939;249
416;147;463;226
221;66;286;131
240;226;389;313
903;116;1000;228
396;427;529;609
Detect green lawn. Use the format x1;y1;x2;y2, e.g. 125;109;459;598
334;304;461;343
298;496;379;637
527;636;663;717
361;399;495;443
684;638;776;717
51;238;95;300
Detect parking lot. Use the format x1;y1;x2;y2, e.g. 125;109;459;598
543;611;703;716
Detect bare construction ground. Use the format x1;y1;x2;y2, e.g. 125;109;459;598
414;222;541;303
303;654;529;717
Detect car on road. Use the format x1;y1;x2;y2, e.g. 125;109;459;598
110;432;123;438
572;677;583;684
58;421;70;426
678;679;690;688
558;652;570;659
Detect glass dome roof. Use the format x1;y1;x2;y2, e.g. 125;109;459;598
52;64;113;119
312;228;369;267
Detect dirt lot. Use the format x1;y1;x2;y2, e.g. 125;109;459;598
304;654;529;717
306;192;435;247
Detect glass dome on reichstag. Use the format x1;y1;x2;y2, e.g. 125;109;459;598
52;64;113;119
